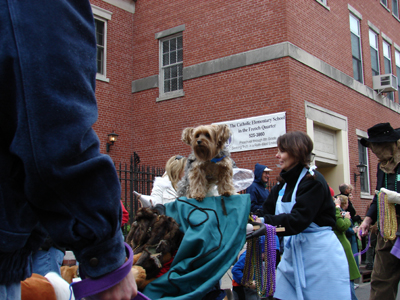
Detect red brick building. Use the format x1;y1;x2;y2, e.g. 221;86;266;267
91;0;400;216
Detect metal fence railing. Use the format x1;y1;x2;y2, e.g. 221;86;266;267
115;152;164;235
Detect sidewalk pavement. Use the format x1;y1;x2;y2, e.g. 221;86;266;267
355;282;372;300
355;282;400;300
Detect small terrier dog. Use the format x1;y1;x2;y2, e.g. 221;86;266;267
177;124;236;201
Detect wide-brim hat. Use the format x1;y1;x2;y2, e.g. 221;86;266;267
360;123;400;147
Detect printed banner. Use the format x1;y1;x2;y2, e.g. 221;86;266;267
213;112;286;153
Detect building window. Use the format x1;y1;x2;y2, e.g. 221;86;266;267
383;40;394;100
381;0;388;7
396;50;400;102
95;19;105;75
369;30;380;76
91;5;112;82
350;14;363;83
358;139;370;193
394;0;400;18
159;34;183;96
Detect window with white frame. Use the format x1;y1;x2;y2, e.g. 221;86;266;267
396;49;400;102
95;19;105;75
159;34;183;96
350;14;363;83
91;5;112;82
394;0;400;18
382;0;388;7
383;40;394;100
358;139;370;193
369;30;380;76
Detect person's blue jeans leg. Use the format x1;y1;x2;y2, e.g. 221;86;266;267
0;282;21;300
350;280;358;300
32;247;64;276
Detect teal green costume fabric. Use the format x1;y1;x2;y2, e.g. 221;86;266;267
143;194;251;300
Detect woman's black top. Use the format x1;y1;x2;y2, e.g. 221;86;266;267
263;163;336;236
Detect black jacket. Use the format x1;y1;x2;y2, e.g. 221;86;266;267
263;163;336;236
367;164;400;222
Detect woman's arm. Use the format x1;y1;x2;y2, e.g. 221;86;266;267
263;179;326;235
262;184;280;215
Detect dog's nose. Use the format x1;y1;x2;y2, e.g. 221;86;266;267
197;140;202;145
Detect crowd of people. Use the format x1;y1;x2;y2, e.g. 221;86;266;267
241;123;400;300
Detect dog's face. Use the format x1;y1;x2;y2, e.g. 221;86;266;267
182;124;231;161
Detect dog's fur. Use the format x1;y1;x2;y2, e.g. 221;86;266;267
177;124;235;201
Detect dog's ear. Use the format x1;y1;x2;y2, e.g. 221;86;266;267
182;127;194;145
215;124;231;146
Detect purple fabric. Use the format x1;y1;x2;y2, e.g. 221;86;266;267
390;237;400;259
354;230;370;257
71;242;149;299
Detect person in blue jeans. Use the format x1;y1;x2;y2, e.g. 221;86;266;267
32;236;65;276
0;1;137;299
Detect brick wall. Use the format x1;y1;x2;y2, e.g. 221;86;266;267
90;0;135;164
90;0;400;215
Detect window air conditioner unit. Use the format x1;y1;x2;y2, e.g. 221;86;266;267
372;74;398;92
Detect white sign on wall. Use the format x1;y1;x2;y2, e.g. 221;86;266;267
213;112;286;153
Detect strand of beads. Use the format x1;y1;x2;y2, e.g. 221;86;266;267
254;236;263;296
383;193;397;240
378;191;385;235
242;223;277;297
378;191;397;240
265;224;276;297
242;236;255;286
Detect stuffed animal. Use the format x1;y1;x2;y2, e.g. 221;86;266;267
126;207;183;290
60;265;79;284
21;272;73;300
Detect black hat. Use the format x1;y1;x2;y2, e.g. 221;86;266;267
360;123;400;147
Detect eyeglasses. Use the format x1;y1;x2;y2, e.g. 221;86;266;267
175;155;184;160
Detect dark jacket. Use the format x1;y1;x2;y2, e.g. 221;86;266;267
246;163;270;213
367;163;400;222
0;0;125;284
263;163;336;236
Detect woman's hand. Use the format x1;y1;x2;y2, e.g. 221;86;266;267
344;211;351;219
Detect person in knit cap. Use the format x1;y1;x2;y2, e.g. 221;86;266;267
246;163;272;215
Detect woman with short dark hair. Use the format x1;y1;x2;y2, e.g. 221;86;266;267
262;131;351;300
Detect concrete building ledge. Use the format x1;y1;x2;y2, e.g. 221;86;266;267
131;42;400;114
